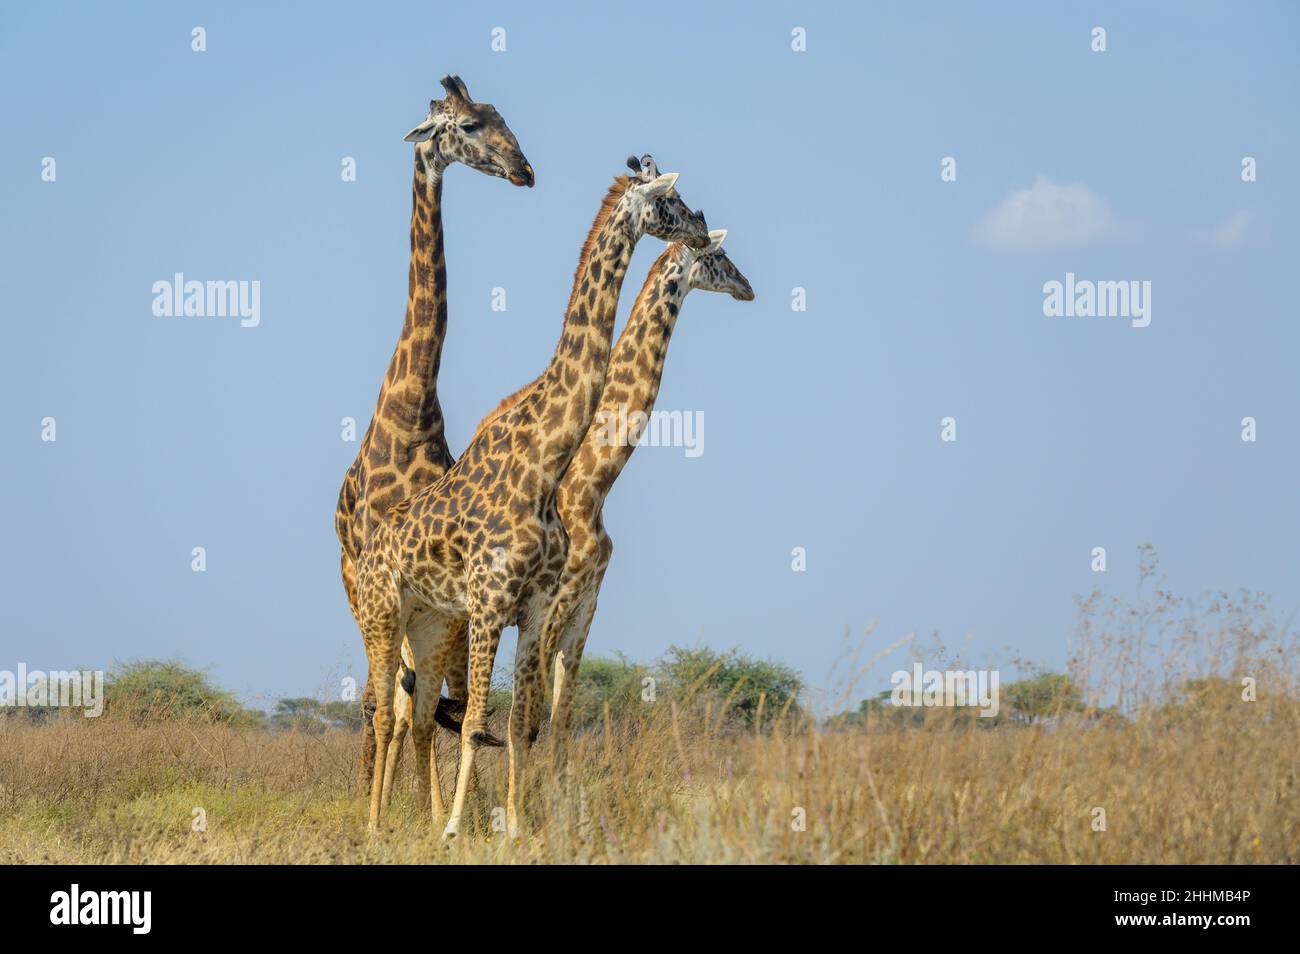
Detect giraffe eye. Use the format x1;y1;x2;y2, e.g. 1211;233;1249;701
459;122;481;134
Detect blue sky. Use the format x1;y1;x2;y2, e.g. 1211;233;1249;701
2;2;1297;708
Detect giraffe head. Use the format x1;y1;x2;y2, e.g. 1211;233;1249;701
621;155;710;249
685;229;755;300
403;75;534;187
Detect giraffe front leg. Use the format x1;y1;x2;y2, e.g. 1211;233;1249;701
507;613;544;841
357;563;403;833
343;551;380;795
366;641;401;833
550;539;610;767
441;618;479;792
549;584;601;766
380;666;410;811
444;606;505;842
537;588;574;719
444;617;469;705
407;612;456;826
410;672;451;824
358;675;377;792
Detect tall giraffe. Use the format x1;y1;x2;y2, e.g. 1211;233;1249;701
353;158;710;836
335;75;533;802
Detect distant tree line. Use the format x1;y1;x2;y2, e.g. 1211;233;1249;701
6;653;1275;733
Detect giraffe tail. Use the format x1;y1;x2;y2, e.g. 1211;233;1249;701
397;666;503;745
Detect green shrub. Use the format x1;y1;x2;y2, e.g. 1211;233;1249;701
1001;671;1085;724
569;654;651;729
657;645;802;729
560;647;802;732
104;660;261;726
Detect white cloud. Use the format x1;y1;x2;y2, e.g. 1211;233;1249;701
974;176;1122;251
1194;210;1249;249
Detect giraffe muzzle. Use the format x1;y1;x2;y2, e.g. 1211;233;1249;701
509;162;535;188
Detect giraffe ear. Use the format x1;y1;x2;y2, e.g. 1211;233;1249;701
707;229;728;251
640;172;679;197
404;116;437;143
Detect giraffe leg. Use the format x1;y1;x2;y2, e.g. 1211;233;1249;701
507;604;545;840
357;562;403;832
427;699;447;820
358;674;377;791
550;583;601;764
406;611;455;826
410;696;441;821
537;590;572;716
381;675;409;810
542;588;579;725
442;618;477;791
444;617;469;704
366;639;401;833
444;605;506;841
342;550;380;794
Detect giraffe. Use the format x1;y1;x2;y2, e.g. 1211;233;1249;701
353;157;710;836
334;74;533;807
477;230;754;759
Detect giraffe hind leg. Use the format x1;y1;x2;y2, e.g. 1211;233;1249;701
380;677;408;811
356;557;404;832
444;604;508;841
342;550;380;794
507;607;546;840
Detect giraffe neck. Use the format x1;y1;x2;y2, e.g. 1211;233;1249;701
562;246;691;505
524;184;640;490
369;153;451;467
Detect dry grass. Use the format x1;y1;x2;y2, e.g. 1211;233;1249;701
6;552;1294;864
2;691;1295;864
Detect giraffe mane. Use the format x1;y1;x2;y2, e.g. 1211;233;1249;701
565;175;635;317
471;375;539;438
470;175;638;439
650;241;684;274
